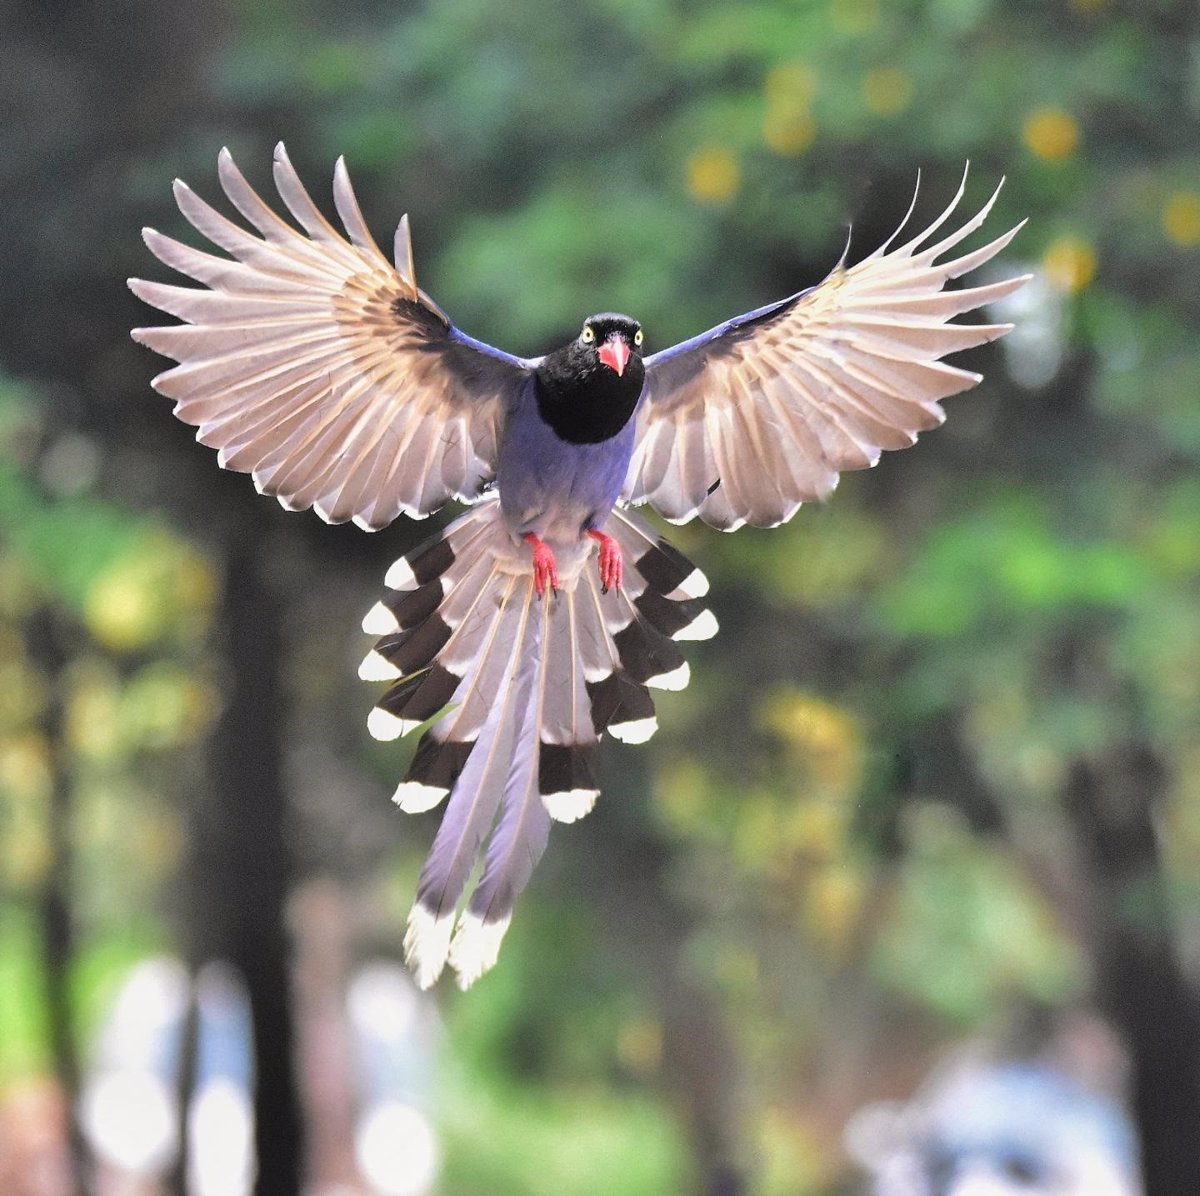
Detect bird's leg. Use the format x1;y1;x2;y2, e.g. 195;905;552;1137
523;533;559;598
586;529;623;594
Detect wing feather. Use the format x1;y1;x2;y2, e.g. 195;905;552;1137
131;145;530;528
624;171;1029;529
332;156;391;266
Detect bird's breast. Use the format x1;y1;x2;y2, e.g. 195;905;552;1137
496;393;637;546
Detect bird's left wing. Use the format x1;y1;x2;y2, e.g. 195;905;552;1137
622;174;1029;531
131;144;532;530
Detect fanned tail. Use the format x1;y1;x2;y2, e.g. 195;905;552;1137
361;497;717;988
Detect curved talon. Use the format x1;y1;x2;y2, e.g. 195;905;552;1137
587;529;623;593
523;532;559;597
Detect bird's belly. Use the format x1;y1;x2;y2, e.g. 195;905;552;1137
497;416;635;550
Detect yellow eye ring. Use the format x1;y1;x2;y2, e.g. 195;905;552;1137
581;326;595;343
633;329;644;347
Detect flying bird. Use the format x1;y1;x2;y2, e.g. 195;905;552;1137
130;144;1027;989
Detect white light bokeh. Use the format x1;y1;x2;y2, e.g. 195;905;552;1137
355;1102;440;1196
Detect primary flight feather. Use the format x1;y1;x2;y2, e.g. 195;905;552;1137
131;144;1027;989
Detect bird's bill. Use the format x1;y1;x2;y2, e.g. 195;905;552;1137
598;333;630;376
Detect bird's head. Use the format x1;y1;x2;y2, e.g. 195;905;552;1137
578;313;643;378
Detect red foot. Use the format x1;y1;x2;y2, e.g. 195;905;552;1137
523;533;559;597
587;529;623;593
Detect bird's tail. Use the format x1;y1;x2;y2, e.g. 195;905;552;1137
360;495;716;989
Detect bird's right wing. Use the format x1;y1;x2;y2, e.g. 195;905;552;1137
130;144;532;530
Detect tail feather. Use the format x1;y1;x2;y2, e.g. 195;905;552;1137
541;583;595;745
363;497;717;988
404;587;535;987
449;620;553;989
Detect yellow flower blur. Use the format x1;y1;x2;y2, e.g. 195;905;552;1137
830;0;879;36
1023;108;1080;161
1163;191;1200;247
763;112;817;156
763;61;819;156
863;67;913;116
765;61;818;107
1042;236;1097;293
686;146;741;204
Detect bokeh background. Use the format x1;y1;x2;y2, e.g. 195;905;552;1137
2;0;1199;1193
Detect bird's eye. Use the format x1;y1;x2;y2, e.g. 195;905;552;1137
581;326;595;344
633;329;644;347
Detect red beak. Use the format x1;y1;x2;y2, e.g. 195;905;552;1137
598;333;631;377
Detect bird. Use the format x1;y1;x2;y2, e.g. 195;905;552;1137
130;143;1027;989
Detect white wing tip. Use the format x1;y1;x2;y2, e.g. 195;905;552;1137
609;716;658;745
673;608;719;642
646;661;691;692
358;650;402;682
362;601;401;635
448;912;511;990
542;788;599;824
392;780;447;813
367;707;418;741
404;905;454;990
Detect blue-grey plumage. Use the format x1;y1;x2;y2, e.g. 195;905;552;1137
497;374;639;547
129;147;1025;987
495;312;646;595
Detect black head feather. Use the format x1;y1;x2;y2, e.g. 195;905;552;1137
534;313;646;445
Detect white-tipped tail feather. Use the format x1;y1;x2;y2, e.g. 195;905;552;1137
364;498;717;988
367;707;419;741
447;913;512;991
667;568;710;600
358;649;402;682
646;661;690;691
383;556;420;591
608;716;658;745
403;905;455;991
361;601;401;635
392;780;448;813
673;607;719;642
542;788;599;823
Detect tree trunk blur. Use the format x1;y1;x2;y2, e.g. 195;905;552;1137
186;539;304;1196
1064;745;1200;1194
28;605;91;1196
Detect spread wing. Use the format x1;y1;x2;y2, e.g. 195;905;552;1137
130;143;532;530
622;172;1030;531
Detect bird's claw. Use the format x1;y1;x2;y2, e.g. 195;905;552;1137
587;530;622;594
523;533;559;598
